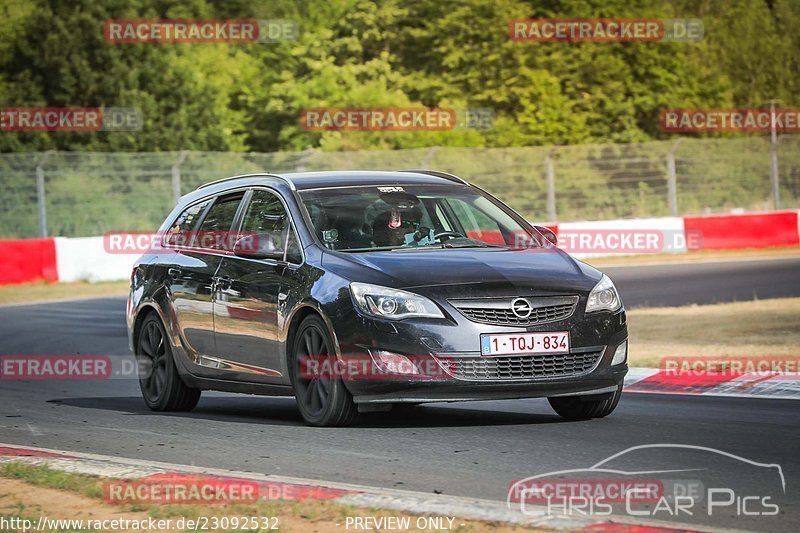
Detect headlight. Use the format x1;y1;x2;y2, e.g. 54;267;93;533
350;282;444;320
586;275;622;313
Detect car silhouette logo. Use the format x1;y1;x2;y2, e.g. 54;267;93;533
511;298;533;319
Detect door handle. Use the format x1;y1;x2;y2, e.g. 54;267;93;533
167;267;182;278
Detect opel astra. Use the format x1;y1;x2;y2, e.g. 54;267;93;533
127;171;628;426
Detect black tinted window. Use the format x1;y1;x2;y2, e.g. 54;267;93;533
196;193;244;249
239;190;291;259
164;199;211;247
240;190;286;234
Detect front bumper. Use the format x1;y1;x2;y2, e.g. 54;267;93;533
331;303;629;403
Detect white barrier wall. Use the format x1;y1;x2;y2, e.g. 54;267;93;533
54;237;138;283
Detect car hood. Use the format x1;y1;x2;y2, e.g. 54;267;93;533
328;247;602;297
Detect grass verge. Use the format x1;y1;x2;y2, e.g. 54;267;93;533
627;297;800;367
0;281;128;305
585;245;800;267
0;463;547;532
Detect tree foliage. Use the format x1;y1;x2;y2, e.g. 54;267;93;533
0;0;797;152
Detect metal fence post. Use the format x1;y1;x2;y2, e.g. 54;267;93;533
769;101;781;210
35;151;52;238
545;151;556;222
171;151;188;204
667;139;683;216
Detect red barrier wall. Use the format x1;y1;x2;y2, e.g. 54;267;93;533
683;211;799;250
0;238;58;284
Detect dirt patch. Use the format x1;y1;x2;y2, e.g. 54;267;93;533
0;476;152;527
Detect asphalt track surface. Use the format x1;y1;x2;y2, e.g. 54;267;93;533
1;258;798;532
602;256;800;308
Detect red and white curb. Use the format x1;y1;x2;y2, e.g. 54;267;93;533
0;443;721;532
625;368;800;399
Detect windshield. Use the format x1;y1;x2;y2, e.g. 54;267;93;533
299;184;543;252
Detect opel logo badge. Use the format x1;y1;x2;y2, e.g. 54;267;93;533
511;298;533;319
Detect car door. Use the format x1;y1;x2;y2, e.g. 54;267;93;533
212;188;299;382
167;191;245;368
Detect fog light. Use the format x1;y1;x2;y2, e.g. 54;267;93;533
611;340;628;366
371;350;419;375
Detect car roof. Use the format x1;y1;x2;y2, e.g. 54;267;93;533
287;170;469;190
195;170;468;193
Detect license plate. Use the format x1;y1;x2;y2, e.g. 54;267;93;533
481;332;570;356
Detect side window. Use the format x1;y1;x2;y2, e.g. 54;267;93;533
196;193;245;250
447;198;505;245
164;199;211;247
239;189;292;259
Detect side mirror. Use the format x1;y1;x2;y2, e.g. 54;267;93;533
533;225;558;246
233;234;284;261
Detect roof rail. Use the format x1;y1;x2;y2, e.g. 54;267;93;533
398;169;469;185
195;172;295;191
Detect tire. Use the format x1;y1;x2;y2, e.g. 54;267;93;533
289;315;358;427
136;313;201;412
548;384;623;420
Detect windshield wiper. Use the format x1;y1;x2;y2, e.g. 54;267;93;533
341;242;507;253
340;246;405;253
441;242;505;249
388;241;506;251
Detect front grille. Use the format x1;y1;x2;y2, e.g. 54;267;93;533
449;296;578;326
434;350;603;381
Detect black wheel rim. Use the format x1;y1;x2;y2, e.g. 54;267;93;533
137;321;168;403
295;326;332;417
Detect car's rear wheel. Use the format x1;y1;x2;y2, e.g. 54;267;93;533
548;384;623;419
136;313;201;412
290;315;358;427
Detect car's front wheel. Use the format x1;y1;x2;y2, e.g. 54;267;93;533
136;313;201;412
548;384;623;419
290;315;358;427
